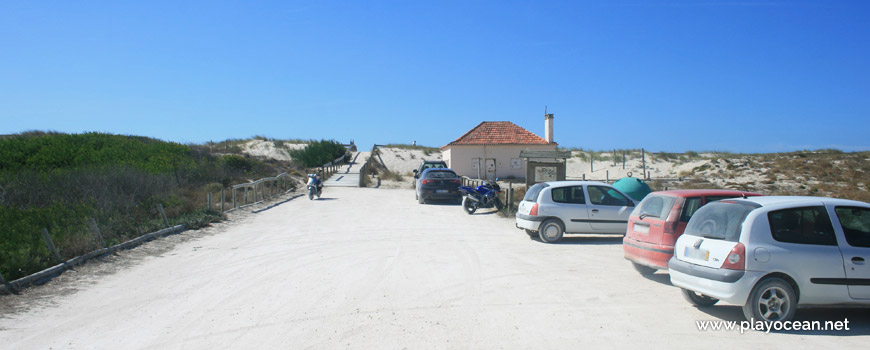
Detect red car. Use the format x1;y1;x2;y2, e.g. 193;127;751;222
622;189;763;275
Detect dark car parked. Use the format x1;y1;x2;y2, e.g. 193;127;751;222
413;160;448;180
415;168;461;204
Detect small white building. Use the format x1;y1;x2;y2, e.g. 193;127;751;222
441;116;558;179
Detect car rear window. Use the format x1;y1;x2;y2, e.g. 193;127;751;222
524;183;549;202
683;201;757;242
425;170;457;179
423;163;446;170
630;194;677;220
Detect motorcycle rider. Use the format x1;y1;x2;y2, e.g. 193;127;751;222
307;172;323;197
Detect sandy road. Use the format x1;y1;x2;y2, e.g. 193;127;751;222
1;187;868;349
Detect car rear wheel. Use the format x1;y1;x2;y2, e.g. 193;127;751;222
632;262;656;276
418;194;425;204
538;219;564;243
524;229;537;237
681;289;719;307
742;278;796;322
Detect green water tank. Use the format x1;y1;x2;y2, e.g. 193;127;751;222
612;177;651;202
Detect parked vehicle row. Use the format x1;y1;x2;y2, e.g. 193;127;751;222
511;179;870;323
413;161;870;324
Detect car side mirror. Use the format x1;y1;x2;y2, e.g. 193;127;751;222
413;169;418;173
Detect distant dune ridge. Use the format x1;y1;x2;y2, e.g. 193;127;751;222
366;144;869;202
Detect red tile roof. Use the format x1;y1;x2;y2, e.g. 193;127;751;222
443;121;553;148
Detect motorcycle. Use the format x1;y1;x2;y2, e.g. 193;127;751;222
307;174;322;200
458;180;503;214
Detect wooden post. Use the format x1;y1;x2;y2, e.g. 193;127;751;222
221;188;225;212
207;192;212;210
88;217;107;248
583;173;586;180
642;148;647;180
508;182;513;211
606;170;609;184
233;188;237;208
623;151;626;169
244;186;248;205
41;228;63;263
156;203;170;228
0;271;16;294
591;157;594;172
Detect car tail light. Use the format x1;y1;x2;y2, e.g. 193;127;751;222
529;203;539;216
421;179;434;184
720;243;745;270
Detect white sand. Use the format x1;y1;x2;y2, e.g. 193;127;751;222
376;147;443;175
2;187;865;349
240;140;307;162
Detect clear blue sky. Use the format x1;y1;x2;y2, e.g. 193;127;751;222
2;0;868;153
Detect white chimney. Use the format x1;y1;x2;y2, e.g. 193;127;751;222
544;113;554;143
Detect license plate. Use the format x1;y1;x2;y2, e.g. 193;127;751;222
436;190;449;193
684;247;709;261
633;222;649;234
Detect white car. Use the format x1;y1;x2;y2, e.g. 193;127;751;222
669;196;870;322
516;181;638;243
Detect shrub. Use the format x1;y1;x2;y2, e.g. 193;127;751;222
289;140;347;168
0;131;300;281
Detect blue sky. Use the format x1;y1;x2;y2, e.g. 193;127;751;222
1;0;868;153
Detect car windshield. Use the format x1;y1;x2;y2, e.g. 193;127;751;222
423;163;446;170
524;183;549;201
683;201;757;242
630;194;677;219
425;170;456;179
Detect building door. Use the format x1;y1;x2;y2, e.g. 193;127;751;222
485;158;496;180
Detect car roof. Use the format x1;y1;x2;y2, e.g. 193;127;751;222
648;189;763;198
726;195;869;208
420;167;454;174
541;180;613;187
420;159;446;164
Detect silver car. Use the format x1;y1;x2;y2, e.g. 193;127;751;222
516;181;637;243
669;196;870;322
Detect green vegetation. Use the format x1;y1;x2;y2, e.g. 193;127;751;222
288;139;348;168
0;132;294;281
